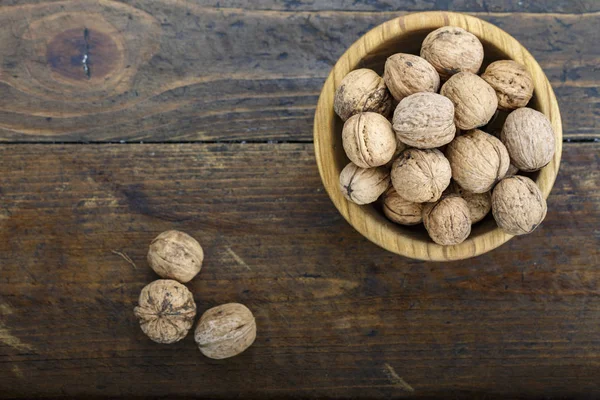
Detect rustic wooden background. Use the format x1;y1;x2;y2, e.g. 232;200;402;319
0;0;599;398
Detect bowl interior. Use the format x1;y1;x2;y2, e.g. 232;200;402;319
315;12;562;261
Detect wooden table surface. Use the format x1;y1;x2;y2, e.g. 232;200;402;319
0;1;599;398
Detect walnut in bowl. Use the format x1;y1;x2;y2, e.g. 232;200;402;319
314;12;562;261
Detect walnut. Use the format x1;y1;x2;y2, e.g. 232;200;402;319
391;148;451;203
392;92;456;149
383;53;440;101
445;129;510;193
148;230;204;283
441;72;498;130
339;162;390;205
382;187;424;225
420;26;484;80
334;68;393;121
194;303;256;359
384;136;409;169
448;182;491;224
506;163;519;177
422;194;472;245
501;107;555;172
134;279;197;344
482;60;534;110
492;176;547;235
342;112;396;168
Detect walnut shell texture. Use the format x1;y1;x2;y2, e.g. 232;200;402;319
134;279;197;344
445;129;510;193
441;72;498;130
501;107;555;172
492;176;547;235
420;26;484;80
342;112;396;168
482;60;534;111
392;92;456;149
449;182;492;224
195;303;257;359
383;53;440;101
391;148;451;203
423;194;472;245
383;187;424;225
506;164;519;177
148;230;204;283
339;162;390;205
384;136;409;169
334;68;393;121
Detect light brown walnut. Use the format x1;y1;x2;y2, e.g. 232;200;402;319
391;148;451;203
195;303;256;359
334;68;393;121
342;112;396;168
506;164;519;177
148;230;204;283
482;60;534;110
383;53;440;101
441;72;498;130
448;182;492;224
134;279;197;344
420;26;484;80
339;162;390;205
492;176;547;235
392;92;456;149
422;194;472;245
382;187;424;225
445;129;510;193
501;107;555;172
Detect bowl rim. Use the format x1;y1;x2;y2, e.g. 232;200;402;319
313;11;563;261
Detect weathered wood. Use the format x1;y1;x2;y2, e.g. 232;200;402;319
0;2;597;142
1;143;599;397
2;0;600;13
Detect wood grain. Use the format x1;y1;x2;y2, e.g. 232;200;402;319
2;0;600;13
315;11;562;261
0;142;598;398
0;1;598;398
0;2;597;141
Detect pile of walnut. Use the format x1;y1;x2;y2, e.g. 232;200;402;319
336;26;554;245
133;230;256;359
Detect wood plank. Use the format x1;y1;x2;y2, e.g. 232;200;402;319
147;0;600;13
0;2;597;142
1;142;599;398
3;0;600;13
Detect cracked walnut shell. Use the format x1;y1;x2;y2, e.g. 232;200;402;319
501;107;555;172
423;194;472;245
383;53;440;101
391;148;451;203
148;230;204;283
383;187;424;225
492;176;547;235
445;129;510;193
195;303;256;359
134;279;197;344
392;92;456;149
342;112;396;168
334;68;392;121
441;72;498;130
339;162;390;205
482;60;534;111
420;26;484;80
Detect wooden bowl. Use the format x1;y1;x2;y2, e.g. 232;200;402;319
314;11;562;261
